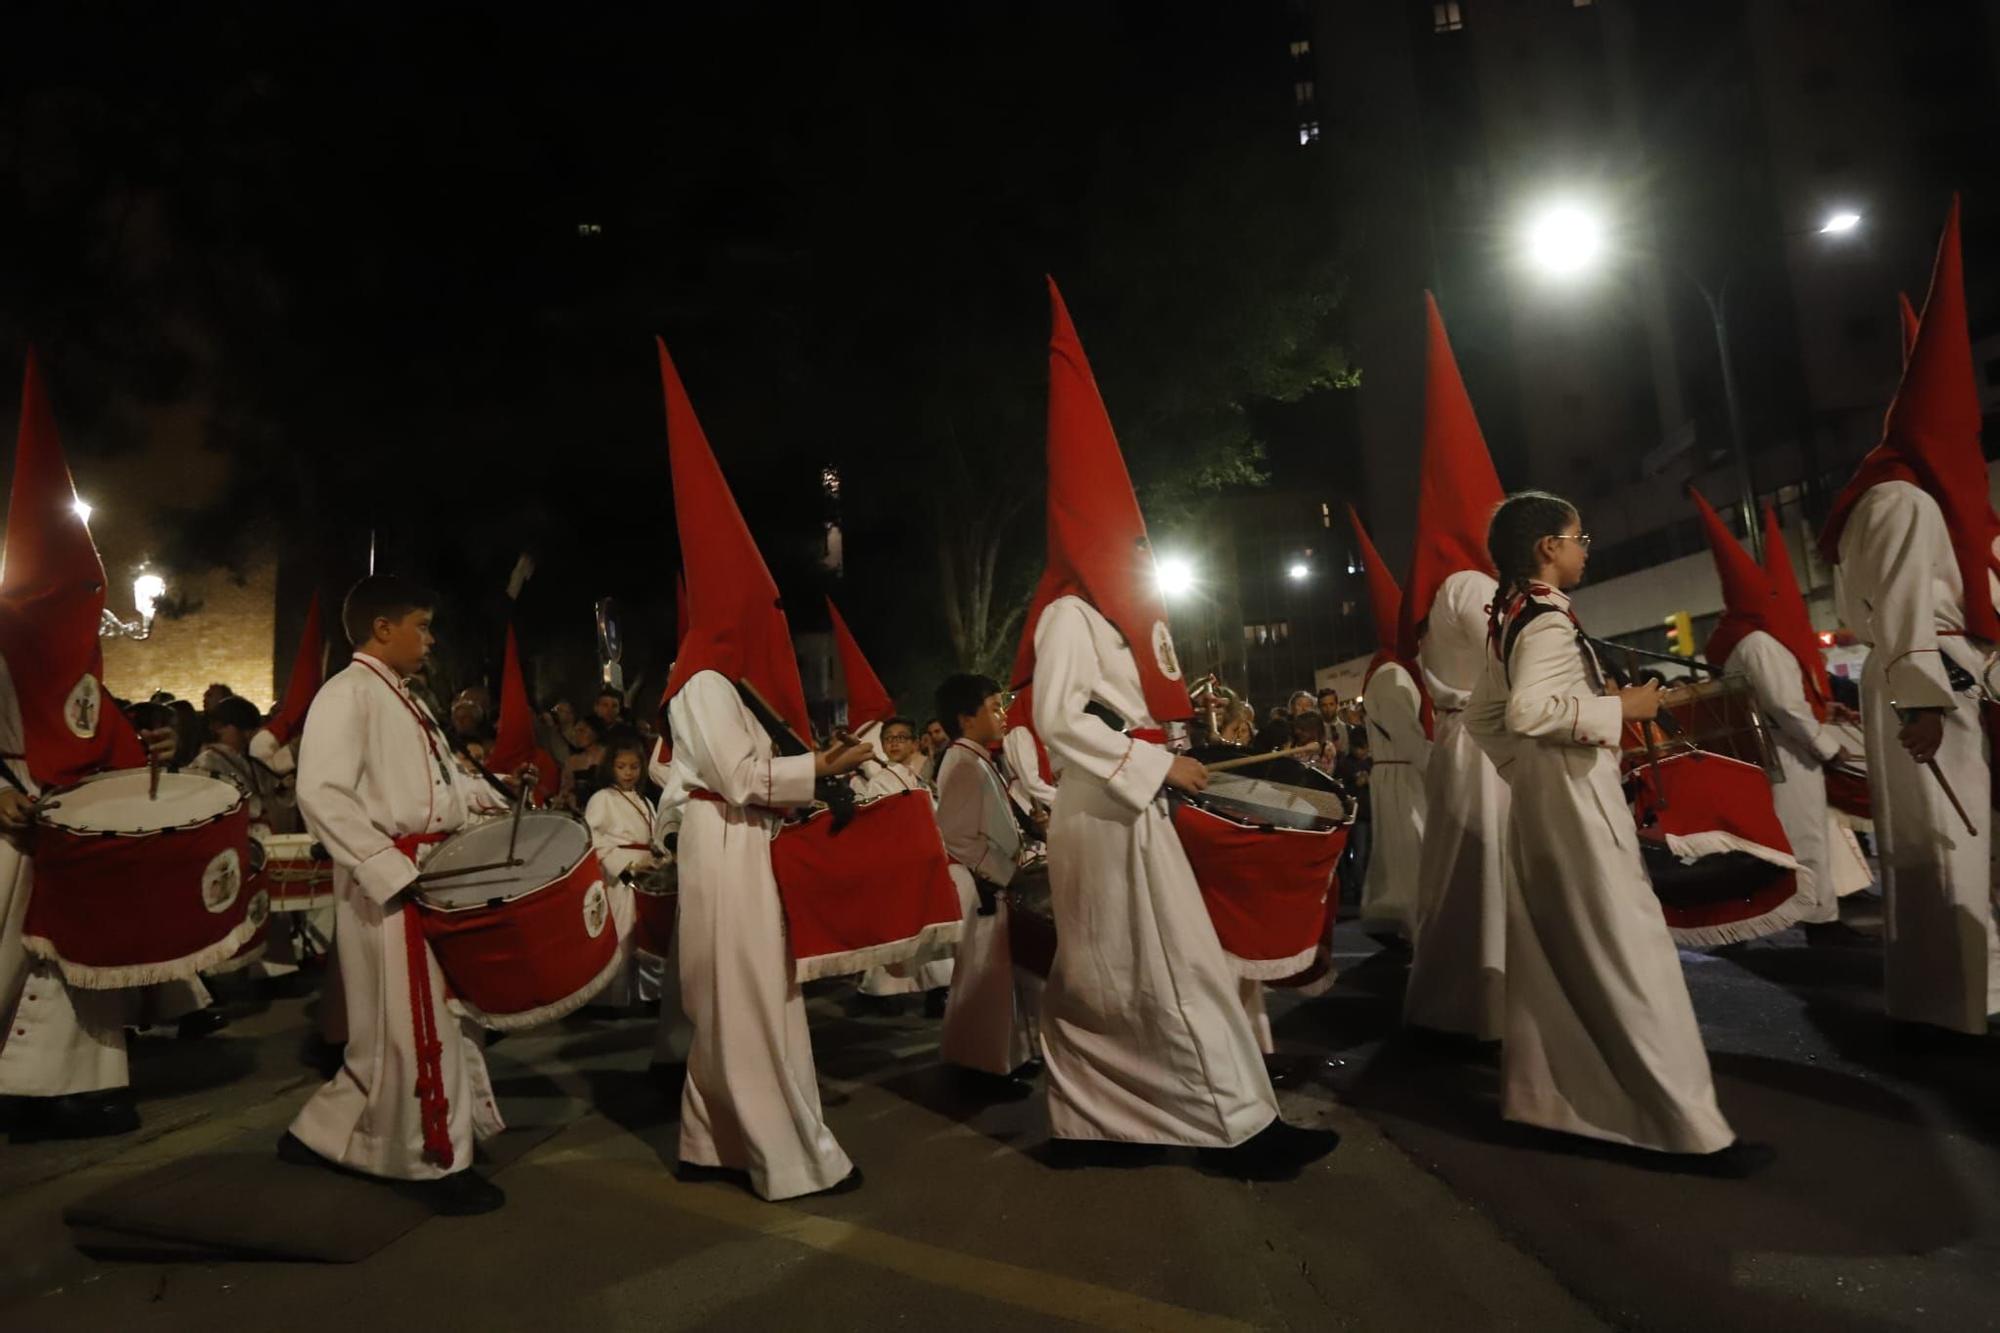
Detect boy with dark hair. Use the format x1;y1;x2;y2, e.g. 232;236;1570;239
932;674;1040;1079
278;574;515;1213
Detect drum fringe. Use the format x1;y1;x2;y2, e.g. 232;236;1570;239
792;918;965;984
21;912;267;991
447;939;630;1033
1229;944;1321;982
1668;888;1813;949
1662;830;1800;871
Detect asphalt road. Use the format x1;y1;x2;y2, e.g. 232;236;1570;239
2;896;1995;1332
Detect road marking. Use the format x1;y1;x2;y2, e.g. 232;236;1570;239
546;1156;1255;1333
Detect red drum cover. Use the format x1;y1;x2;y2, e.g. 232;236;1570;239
1173;801;1347;980
1824;762;1871;822
415;839;623;1031
631;879;677;959
770;790;963;982
26;769;260;988
1629;751;1803;947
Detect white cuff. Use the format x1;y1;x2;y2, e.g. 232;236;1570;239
355;845;420;906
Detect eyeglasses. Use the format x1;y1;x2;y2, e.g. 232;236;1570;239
882;731;915;744
1548;533;1593;549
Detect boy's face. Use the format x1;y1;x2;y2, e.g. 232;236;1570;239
595;695;621;724
959;693;1007;748
881;723;917;765
613;751;643;790
372;608;434;675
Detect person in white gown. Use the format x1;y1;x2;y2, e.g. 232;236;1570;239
1467;491;1770;1177
584;738;663;1007
645;735;692;1078
1347;507;1429;941
279;577;515;1215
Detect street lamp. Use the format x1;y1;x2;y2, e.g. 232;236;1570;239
72;497;93;523
1156;554;1197;601
1286;561;1311;582
1520;196;1863;557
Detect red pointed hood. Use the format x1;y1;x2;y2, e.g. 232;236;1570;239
656;340;814;745
1397;293;1505;661
1348;504;1434;737
1009;278;1191;723
0;351;145;786
1898;291;1919;366
262;592;325;746
674;569;690;648
1820;197;2000;642
488;624;557;803
1690;489;1774;668
826;597;894;729
1760;504;1832;717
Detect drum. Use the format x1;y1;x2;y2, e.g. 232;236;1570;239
629;860;679;960
25;768;259;988
1005;861;1056;980
411;811;625;1030
1624;678;1772;769
1174;796;1347;979
1627;750;1803;947
252;831;336;912
1824;759;1872;824
770;789;964;982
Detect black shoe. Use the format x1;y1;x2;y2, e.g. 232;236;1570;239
176;1007;230;1041
1365;931;1412;956
408;1169;506;1216
675;1159;753;1188
276;1130;333;1170
802;1167;864;1198
1674;1140;1777;1179
11;1089;141;1142
1195;1120;1341;1182
1010;1057;1045;1080
649;1061;688;1096
1802;920;1877;948
1044;1138;1171;1171
923;988;950;1019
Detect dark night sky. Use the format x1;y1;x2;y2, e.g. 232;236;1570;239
0;1;1353;707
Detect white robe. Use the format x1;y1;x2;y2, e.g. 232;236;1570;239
586;785;663;1006
647;739;691;1067
669;670;852;1200
1835;480;2000;1033
934;739;1039;1075
289;655;508;1180
1406;569;1510;1039
1032;596;1277;1147
1468;590;1734;1154
1725;631;1859;925
1359;659;1430;936
0;655;139;1098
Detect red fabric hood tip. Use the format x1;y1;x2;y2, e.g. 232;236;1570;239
1689;488;1774;670
0;350;145;786
1396;292;1505;662
1898;291;1920;366
655;339;815;744
488;623;557;803
1347;504;1435;738
826;597;894;729
1818;196;2000;643
1009;277;1192;724
1759;503;1833;716
262;592;325;746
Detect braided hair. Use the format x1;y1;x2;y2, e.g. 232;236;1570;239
1485;490;1579;646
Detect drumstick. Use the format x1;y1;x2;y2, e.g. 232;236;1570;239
1203;744;1323;774
1895;706;1978;838
503;778;529;867
413;858;527;884
148;755;160;802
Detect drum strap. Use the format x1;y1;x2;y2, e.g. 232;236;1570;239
394;831;454;1169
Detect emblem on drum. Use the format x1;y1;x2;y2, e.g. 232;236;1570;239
582;881;610;938
1150;620;1182;681
244;888;270;929
201;849;244;913
64;675;101;739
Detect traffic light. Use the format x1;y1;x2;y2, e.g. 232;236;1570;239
1664;610;1695;657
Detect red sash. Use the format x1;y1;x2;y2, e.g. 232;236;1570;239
393;831;453;1169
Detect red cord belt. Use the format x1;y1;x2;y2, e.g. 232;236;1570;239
394;831;454;1168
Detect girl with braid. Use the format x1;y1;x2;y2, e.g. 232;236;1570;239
1465;491;1773;1177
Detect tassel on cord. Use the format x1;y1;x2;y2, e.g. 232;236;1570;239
403;908;455;1169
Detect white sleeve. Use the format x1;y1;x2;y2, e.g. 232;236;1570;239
1853;486;1957;712
677;672;818;809
1003;728;1058;806
1504;617;1623;749
295;686;417;907
249;728;296;775
1367;664;1432;774
1031;600;1173;813
1736;635;1841;763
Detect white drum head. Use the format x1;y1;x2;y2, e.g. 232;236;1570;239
418;812;589;908
254;832;319;860
44;768;243;834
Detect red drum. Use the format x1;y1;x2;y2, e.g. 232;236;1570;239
1824;760;1872;823
412;812;625;1030
1174;797;1347;980
1005;862;1055;980
770;790;964;982
1628;750;1803;947
629;862;678;960
25;769;259;988
252;832;336;912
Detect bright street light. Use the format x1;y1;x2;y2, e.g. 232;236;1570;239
72;498;93;523
1286;561;1310;582
1818;210;1862;236
1156;554;1197;600
132;571;165;623
1525;201;1605;276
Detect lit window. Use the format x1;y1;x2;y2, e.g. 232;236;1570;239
1295;80;1315;108
577;223;602;237
1289;39;1311;58
1434;2;1464;32
1297;120;1321;146
1320;502;1331;528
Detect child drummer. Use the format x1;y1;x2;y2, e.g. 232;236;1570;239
277;575;517;1214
